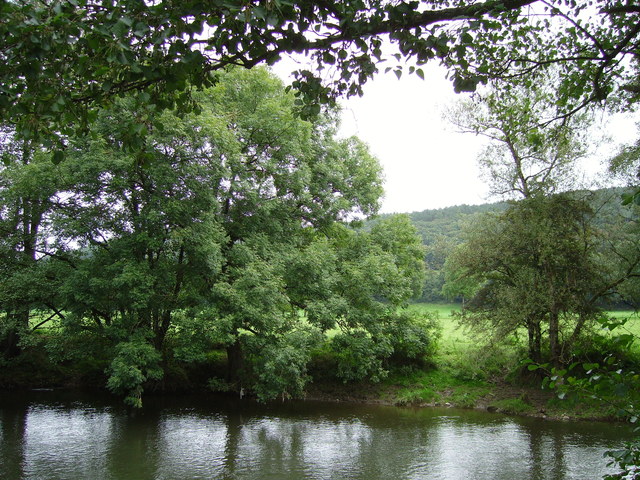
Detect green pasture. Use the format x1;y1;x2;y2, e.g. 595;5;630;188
390;303;640;411
409;302;640;347
404;302;640;381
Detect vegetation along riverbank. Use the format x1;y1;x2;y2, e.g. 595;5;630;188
2;302;637;425
4;3;640;478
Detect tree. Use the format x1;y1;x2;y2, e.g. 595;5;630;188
2;1;639;152
0;128;65;358
16;67;429;404
446;75;593;200
444;194;606;365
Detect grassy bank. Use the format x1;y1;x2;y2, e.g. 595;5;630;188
362;303;640;420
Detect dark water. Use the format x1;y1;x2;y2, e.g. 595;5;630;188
0;390;633;480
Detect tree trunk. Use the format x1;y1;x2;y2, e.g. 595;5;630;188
526;317;542;363
548;309;561;367
226;338;244;386
2;321;20;358
2;309;29;359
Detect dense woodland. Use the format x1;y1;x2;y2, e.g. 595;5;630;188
3;1;640;478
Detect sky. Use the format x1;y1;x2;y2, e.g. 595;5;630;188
336;63;488;214
273;60;638;215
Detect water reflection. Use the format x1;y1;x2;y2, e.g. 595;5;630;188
0;392;632;480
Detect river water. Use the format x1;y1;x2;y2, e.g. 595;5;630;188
0;390;633;480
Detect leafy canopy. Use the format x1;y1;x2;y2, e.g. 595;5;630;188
3;0;640;151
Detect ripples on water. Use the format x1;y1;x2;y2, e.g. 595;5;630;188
0;392;632;480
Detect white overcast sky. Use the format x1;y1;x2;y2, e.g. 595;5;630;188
273;60;638;214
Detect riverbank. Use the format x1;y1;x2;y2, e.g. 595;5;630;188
0;354;612;422
1;302;635;423
303;375;619;423
0;361;619;423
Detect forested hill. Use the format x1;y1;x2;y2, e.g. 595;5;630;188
408;202;508;244
371;187;632;302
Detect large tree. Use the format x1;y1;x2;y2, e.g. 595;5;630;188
444;194;606;365
2;0;639;152
24;67;426;405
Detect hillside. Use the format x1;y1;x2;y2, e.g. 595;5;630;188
370;187;634;302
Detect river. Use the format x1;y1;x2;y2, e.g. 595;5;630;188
0;390;633;480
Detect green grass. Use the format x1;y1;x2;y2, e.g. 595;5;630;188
389;367;490;408
409;302;640;353
407;302;467;344
489;397;536;415
408;302;461;318
604;310;640;338
390;303;640;414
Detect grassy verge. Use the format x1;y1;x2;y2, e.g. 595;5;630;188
366;302;639;420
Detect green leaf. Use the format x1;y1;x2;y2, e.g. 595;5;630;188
323;52;336;65
52;150;65;164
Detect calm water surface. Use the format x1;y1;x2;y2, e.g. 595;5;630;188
0;390;633;480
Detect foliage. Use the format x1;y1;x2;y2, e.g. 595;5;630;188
535;318;640;415
52;67;388;402
327;310;438;384
609;127;640;208
0;67;433;405
444;194;614;365
245;327;322;402
446;75;593;200
3;1;639;153
529;316;640;479
384;312;438;366
106;337;163;408
0;135;67;357
331;331;393;383
369;202;508;303
604;442;640;480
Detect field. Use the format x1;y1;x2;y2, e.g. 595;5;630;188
385;302;640;416
408;302;640;350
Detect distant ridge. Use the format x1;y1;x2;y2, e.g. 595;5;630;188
367;187;634;302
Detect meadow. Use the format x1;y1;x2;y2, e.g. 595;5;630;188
385;303;640;416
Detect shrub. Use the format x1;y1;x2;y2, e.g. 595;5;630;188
330;331;393;383
106;337;163;408
245;328;322;401
384;311;439;367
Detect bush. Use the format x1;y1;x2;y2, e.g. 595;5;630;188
604;441;640;480
245;328;322;401
384;311;439;367
330;331;393;383
106;337;163;408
